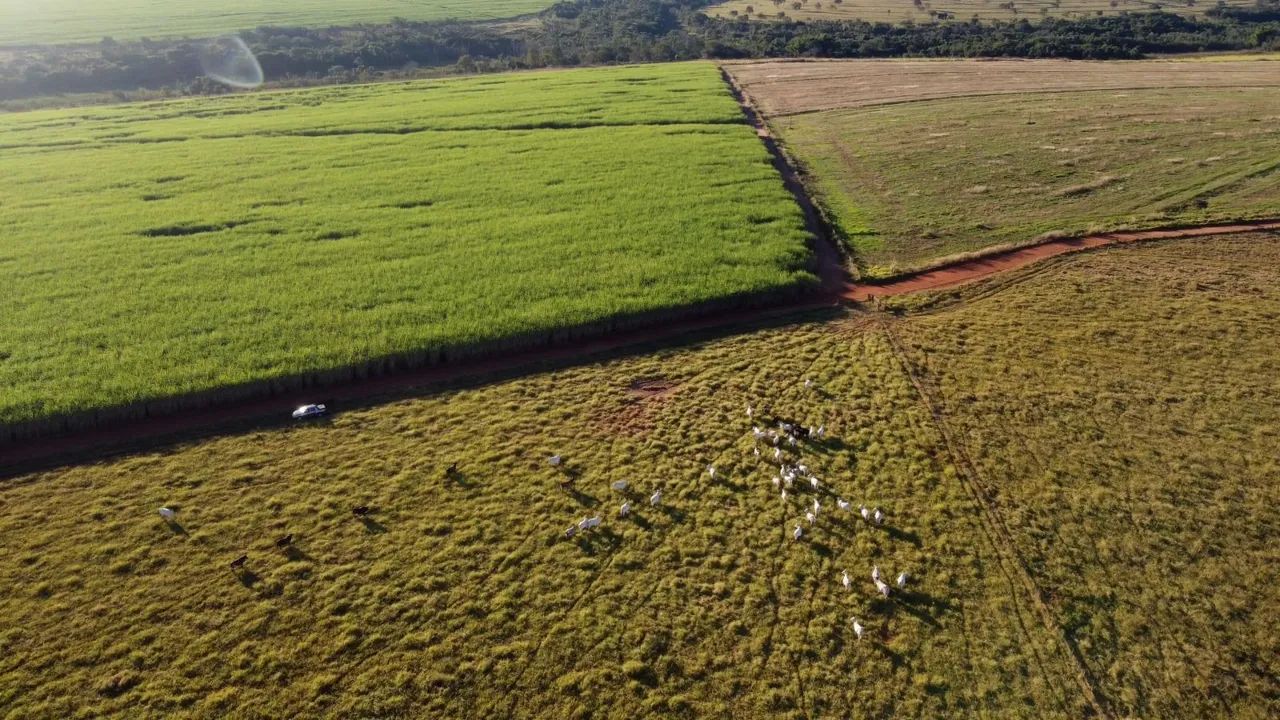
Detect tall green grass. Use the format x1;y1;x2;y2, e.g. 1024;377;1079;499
0;63;814;431
0;0;553;46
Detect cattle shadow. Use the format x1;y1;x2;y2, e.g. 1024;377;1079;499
627;513;653;531
871;638;906;668
574;527;622;556
809;437;850;453
164;520;188;536
885;525;922;547
896;596;942;628
359;516;388;534
714;477;750;494
562;487;600;508
283;546;312;562
808;539;833;558
899;589;952;614
654;505;685;523
444;469;476;490
235;569;260;588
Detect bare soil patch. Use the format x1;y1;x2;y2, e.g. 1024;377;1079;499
626;377;678;398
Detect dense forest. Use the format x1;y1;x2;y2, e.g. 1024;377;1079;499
2;0;1278;103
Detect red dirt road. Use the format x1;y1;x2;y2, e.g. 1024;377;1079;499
843;221;1280;301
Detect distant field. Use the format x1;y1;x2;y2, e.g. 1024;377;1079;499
0;62;814;432
726;59;1280;275
5;234;1278;717
892;234;1280;719
725;58;1280;117
0;0;554;45
706;0;1252;23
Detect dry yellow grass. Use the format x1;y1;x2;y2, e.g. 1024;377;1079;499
5;232;1280;716
889;232;1280;718
0;316;1084;718
725;57;1280;117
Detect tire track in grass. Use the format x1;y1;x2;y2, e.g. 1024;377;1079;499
764;342;846;716
878;319;1112;719
711;339;839;710
501;530;629;717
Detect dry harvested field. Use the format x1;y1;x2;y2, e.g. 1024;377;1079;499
3;232;1279;718
707;0;1252;23
726;58;1280;274
725;57;1280;117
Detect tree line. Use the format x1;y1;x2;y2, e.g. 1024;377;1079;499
1;0;1277;103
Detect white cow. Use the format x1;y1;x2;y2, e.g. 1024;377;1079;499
875;579;891;598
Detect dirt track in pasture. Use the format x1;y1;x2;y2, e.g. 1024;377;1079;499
844;221;1280;301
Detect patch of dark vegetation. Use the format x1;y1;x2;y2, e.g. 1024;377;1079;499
310;229;360;241
140;194;170;202
251;198;303;208
153;176;186;184
389;200;434;209
139;221;244;237
118;136;189;145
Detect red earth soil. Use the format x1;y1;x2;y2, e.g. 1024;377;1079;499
844;221;1280;301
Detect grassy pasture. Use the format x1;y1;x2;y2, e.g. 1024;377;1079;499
891;233;1280;719
0;0;555;46
769;84;1280;275
706;0;1252;24
5;233;1280;717
0;62;815;432
0;318;1086;719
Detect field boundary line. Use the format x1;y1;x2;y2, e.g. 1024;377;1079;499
877;320;1114;719
719;66;852;297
